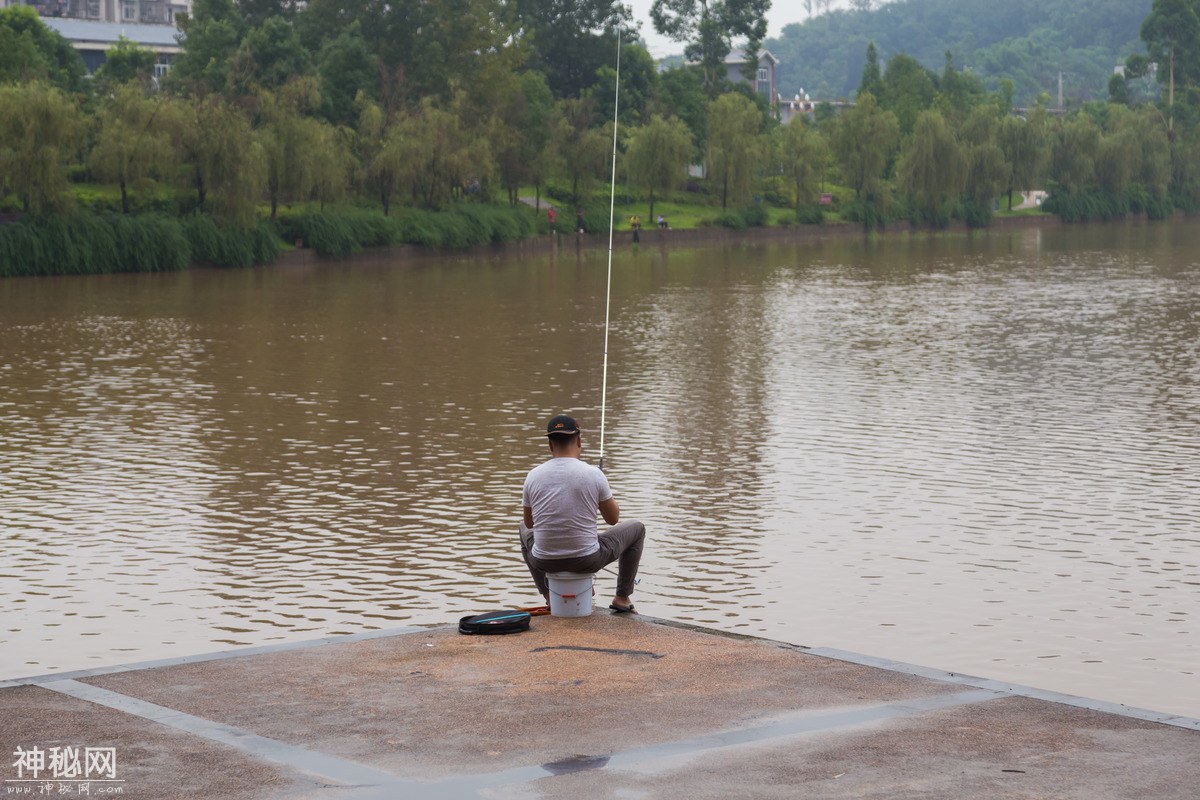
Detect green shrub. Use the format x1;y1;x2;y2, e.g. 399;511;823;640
1043;189;1128;222
1145;193;1175;220
960;200;993;229
795;205;824;224
1170;187;1199;213
759;176;794;208
843;197;888;230
715;210;748;229
740;203;768;227
277;206;536;254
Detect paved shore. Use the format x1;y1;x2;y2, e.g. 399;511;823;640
2;614;1197;799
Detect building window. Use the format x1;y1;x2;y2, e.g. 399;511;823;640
122;0;136;18
757;68;768;82
86;0;100;17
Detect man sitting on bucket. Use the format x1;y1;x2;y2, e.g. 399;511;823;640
520;414;645;613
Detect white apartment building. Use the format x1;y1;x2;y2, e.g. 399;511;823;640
2;0;190;26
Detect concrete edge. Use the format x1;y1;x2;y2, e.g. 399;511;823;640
634;617;1200;732
647;616;1200;732
801;645;1200;733
0;625;428;687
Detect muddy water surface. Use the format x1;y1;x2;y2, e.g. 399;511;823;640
2;222;1197;716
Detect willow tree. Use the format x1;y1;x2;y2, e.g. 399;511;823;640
954;104;1008;224
310;123;353;210
388;97;480;209
0;81;82;214
896;109;965;226
493;71;555;208
706;92;768;209
357;97;402;214
1048;115;1100;195
774;117;829;213
256;80;331;218
89;87;175;214
1125;107;1172;197
624;114;693;219
1094;123;1140;199
997;112;1046;210
832;92;898;200
554;97;610;205
1098;105;1172;204
165;95;264;225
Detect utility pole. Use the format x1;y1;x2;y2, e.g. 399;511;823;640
1168;47;1175;141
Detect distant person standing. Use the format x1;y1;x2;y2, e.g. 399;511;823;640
630;214;641;243
547;206;556;232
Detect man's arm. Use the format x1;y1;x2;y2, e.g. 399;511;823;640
523;506;534;529
598;497;619;526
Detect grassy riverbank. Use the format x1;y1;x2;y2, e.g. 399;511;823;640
16;162;1193;279
0;213;280;277
0;204;543;277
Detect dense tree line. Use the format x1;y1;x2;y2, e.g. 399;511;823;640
0;0;768;225
1;0;1199;260
769;0;1153;107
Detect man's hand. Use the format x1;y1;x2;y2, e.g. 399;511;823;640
523;506;534;529
599;497;619;526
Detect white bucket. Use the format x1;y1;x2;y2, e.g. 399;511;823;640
547;572;595;617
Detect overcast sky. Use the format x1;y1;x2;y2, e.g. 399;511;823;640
627;1;864;59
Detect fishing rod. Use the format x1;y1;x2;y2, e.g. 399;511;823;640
598;27;621;474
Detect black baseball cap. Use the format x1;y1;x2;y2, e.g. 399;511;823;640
545;414;580;437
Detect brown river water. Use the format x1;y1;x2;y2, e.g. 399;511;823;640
2;221;1197;717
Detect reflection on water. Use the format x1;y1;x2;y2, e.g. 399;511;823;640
1;222;1197;718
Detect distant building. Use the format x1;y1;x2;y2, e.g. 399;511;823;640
40;17;183;75
1;0;189;26
723;49;778;101
677;48;778;100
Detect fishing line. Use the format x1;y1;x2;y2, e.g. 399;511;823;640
598;28;621;474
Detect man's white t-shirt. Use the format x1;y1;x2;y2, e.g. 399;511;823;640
522;457;612;559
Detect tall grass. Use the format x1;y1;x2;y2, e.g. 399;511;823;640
182;215;280;267
1044;187;1175;223
1;204;540;278
0;213;278;277
276;205;537;256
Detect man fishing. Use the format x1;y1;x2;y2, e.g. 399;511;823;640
519;414;645;613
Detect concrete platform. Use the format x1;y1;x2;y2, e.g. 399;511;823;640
2;614;1197;799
